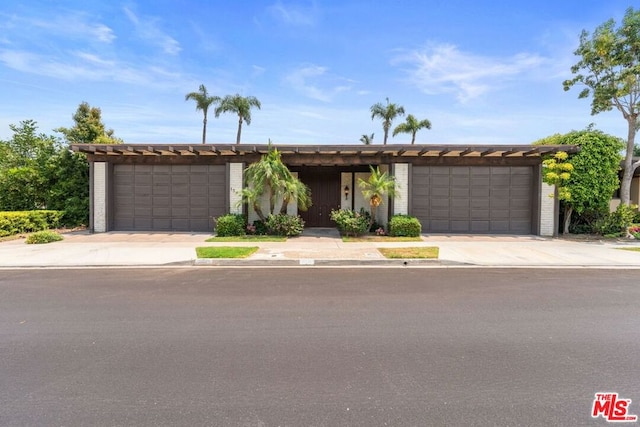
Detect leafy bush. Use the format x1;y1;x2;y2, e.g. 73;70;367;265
594;204;638;236
214;214;246;237
389;215;422;237
251;220;269;235
25;230;63;244
330;209;370;237
265;214;304;237
0;210;64;237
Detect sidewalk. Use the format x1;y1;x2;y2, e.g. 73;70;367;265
1;229;640;268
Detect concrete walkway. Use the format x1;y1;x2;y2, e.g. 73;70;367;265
1;228;640;268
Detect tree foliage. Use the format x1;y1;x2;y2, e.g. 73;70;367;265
56;102;123;144
563;7;640;205
392;114;432;144
215;94;261;144
185;84;220;144
357;165;398;226
360;133;374;145
0;120;89;225
239;142;311;221
370;98;405;145
534;129;624;233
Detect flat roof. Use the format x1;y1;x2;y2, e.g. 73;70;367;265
71;143;578;158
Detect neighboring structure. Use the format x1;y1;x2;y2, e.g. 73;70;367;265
610;161;640;211
72;144;577;236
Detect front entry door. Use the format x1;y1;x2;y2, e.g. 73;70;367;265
298;169;341;227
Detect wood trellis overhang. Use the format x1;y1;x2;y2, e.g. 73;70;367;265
72;143;579;166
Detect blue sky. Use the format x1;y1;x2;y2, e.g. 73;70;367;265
0;1;635;145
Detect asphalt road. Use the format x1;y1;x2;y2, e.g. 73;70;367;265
1;268;639;426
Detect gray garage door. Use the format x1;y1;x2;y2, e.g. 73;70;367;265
411;166;533;234
113;164;226;231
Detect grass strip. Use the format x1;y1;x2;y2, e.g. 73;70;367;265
196;246;259;258
378;247;439;259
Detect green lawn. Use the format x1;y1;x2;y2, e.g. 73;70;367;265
378;247;439;259
206;235;286;242
195;246;259;258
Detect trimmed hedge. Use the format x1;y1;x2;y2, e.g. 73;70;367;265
214;214;246;237
389;214;422;237
0;210;64;237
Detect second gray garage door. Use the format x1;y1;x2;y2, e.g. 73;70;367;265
113;164;226;232
411;166;534;234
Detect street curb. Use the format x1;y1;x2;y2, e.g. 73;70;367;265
193;258;444;267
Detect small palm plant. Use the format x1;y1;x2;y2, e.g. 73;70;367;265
358;165;398;227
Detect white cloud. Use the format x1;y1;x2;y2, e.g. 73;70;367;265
393;43;546;103
267;1;318;26
0;12;115;44
123;7;181;55
284;64;351;102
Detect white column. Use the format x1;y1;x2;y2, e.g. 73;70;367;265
229;163;244;214
394;163;409;215
539;182;555;237
93;162;107;233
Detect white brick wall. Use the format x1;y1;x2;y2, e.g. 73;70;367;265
393;163;409;215
93;162;107;233
539;182;555;237
229;163;244;214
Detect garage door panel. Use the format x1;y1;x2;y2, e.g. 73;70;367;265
113;164;226;232
471;221;490;232
412;166;533;234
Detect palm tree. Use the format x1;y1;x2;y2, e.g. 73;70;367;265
360;133;374;145
358;165;398;226
215;94;261;144
392;114;432;144
185;84;220;144
239;142;311;221
370;98;405;145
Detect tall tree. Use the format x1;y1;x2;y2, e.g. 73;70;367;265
56;102;123;144
534;129;624;234
357;165;397;226
215;94;261;144
0;120;89;225
392;114;432;144
370;98;405;145
360;133;374;145
563;7;640;205
185;84;220;144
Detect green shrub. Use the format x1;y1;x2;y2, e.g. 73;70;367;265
214;214;246;237
389;215;422;237
0;210;64;237
25;230;63;244
330;209;370;237
594;204;638;236
265;214;304;237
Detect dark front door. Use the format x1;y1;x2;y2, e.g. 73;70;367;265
298;169;341;227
